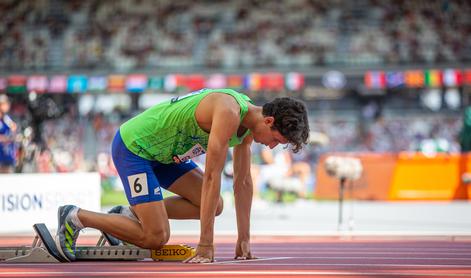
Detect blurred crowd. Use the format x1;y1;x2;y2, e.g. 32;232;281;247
314;115;461;153
1;0;470;70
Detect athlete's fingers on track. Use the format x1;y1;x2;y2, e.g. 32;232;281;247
235;254;258;260
184;255;213;264
182;255;195;263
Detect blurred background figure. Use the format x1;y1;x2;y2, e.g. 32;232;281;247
251;144;293;201
0;95;17;173
459;107;471;153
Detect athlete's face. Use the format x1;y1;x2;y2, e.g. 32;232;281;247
252;116;289;149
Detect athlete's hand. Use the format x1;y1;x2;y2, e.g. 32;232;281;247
234;240;257;260
183;244;214;263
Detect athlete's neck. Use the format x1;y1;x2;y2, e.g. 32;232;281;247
241;104;263;131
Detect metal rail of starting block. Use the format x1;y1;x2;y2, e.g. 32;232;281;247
0;223;195;263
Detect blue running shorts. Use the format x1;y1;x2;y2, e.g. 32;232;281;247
111;130;198;205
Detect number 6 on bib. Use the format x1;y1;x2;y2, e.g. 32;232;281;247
127;173;149;197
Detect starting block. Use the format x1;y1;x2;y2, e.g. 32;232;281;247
0;223;195;263
0;224;67;263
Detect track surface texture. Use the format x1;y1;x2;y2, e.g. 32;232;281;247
1;235;471;277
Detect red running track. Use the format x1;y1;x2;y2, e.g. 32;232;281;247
1;235;471;277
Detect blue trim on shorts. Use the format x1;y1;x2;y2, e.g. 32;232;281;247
111;130;198;206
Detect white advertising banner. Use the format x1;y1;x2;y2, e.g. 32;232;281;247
0;173;101;233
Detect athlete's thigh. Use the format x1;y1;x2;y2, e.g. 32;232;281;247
166;167;204;207
111;130;169;232
111;131;165;206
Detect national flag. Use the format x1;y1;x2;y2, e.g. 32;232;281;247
0;77;6;92
464;70;471;86
67;75;88;93
175;75;187;90
108;75;126;93
322;71;346;90
164;75;177;92
404;70;424;88
262;73;284;92
205;74;227;89
164;74;187;92
7;75;27;93
244;73;262;91
48;75;67;93
27;75;48;93
185;74;205;91
424;70;442;88
364;71;386;89
286;72;305;91
385;72;405;88
443;69;463;87
148;76;164;92
227;75;243;89
88;76;107;92
126;74;148;93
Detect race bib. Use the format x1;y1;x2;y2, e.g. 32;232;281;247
173;143;206;164
127;173;149;198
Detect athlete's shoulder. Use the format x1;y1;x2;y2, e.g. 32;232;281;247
222;88;251;100
201;93;239;117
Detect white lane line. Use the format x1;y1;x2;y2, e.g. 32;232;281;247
214;256;471;261
221;250;471;254
217;249;471;252
215;247;471;251
0;271;470;276
204;263;471;268
215;250;471;254
3;261;471;267
211;257;293;264
217;251;471;255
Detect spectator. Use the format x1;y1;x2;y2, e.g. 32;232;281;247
0;95;17;173
459;107;471;153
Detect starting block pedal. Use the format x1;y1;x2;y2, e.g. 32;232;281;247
32;223;69;262
1;223;195;263
0;223;67;263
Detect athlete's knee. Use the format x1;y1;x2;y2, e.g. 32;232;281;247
215;196;224;217
137;227;170;249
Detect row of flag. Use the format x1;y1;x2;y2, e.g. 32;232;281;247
365;69;471;89
0;73;305;94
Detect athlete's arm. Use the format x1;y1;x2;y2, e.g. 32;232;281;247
199;97;241;247
232;134;256;259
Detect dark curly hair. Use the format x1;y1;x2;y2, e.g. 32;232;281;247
262;97;310;153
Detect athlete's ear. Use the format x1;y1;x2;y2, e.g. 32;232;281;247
264;116;275;127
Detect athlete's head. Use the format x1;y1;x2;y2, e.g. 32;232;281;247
252;97;309;153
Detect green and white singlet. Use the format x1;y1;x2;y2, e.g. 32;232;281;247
119;88;252;164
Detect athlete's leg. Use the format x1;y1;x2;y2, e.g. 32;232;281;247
78;201;170;249
83;167;222;248
77;130;170;250
164;167;224;219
